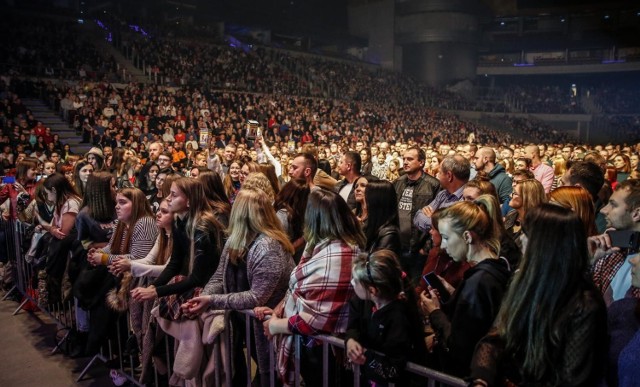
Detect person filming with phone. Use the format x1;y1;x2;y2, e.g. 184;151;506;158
590;179;640;305
418;197;511;377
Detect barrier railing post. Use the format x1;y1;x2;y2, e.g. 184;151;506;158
294;334;301;387
269;339;275;387
224;316;232;387
245;312;252;387
322;340;329;387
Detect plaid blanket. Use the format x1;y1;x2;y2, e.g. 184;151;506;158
276;238;359;385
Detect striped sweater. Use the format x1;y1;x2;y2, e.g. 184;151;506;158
103;216;158;264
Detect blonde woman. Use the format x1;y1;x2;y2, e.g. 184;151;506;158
184;189;295;386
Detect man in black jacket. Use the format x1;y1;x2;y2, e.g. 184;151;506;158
335;151;362;211
394;146;440;282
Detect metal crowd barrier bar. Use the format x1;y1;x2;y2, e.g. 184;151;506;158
236;309;467;387
2;218;466;387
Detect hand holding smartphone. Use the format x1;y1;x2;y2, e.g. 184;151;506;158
423;272;451;303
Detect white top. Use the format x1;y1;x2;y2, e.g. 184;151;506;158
129;235;170;278
53;197;81;229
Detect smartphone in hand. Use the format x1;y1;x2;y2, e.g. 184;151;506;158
423;272;451;303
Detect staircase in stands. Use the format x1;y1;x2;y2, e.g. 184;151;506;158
20;98;92;156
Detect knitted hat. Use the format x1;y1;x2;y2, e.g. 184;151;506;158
85;147;104;160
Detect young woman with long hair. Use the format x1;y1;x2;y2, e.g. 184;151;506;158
362;180;401;258
261;189;366;387
549;186;597;237
470;204;607;386
419;199;511;377
0;158;38;220
184;188;295;386
504;179;547;254
41;173;82;241
131;178;224;301
84;188;157;356
76;172;117;250
198;170;231;228
72;171;117;356
72;160;94;198
139;162;159;197
37;173;82;306
223;159;243;203
273;178;310;263
110;198;173;278
86;188;157;267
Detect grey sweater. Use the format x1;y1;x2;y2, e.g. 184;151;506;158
202;233;294;374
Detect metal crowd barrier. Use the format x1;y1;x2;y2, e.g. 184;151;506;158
2;218;465;387
234;309;467;387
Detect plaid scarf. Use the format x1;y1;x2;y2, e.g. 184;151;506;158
276;238;359;385
592;251;640;305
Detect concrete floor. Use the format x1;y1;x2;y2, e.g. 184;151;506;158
0;293;113;387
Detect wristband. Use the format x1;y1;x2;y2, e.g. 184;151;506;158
101;253;109;265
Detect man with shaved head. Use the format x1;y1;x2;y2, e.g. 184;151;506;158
473;147;512;204
524;144;554;193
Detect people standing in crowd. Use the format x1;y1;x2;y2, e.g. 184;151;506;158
470;204;607;386
137;142;163;191
274;178;310;263
223;160;243;203
504;179;547;254
472;147;513;204
414;154;470;235
335;151;362;211
39;173;82;304
590;179;640;305
362;180;402;258
523;145;554;193
613;153;632;183
607;248;640;386
183;189;295;387
139;162;159;197
549;186;598;237
198;170;232;228
0;158;38;221
419;199;510;377
262;189;365;387
85;147;105;171
360;148;373;176
72;171;117;356
345;250;426;386
394;146;440;283
82;188;157;365
131;178;223;302
288;152;318;189
72;160;94;198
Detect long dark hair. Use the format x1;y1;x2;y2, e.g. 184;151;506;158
72;160;93;197
110;188;153;254
495;204;592;384
304;188;366;251
274;178;310;241
363;180;399;251
171;178;224;268
81;171;116;222
43;173;80;216
198;170;231;225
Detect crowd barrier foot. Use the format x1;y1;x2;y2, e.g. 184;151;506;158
12;298;30;316
76;353;108;382
51;328;71;355
2;285;17;301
